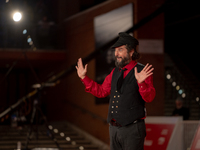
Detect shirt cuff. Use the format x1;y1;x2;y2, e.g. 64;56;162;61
137;82;147;90
80;75;91;85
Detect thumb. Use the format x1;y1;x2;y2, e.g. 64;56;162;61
85;64;88;71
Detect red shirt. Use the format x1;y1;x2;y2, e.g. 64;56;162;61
81;60;156;103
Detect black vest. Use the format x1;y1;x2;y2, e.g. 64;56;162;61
107;63;146;126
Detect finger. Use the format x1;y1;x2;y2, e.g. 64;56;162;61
145;64;153;72
146;72;153;78
146;68;154;75
143;63;149;71
78;58;84;68
76;58;80;68
85;64;88;71
77;58;80;67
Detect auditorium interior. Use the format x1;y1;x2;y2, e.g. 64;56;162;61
0;0;200;150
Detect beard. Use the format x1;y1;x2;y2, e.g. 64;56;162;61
115;54;131;68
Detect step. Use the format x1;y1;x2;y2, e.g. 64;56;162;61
0;122;106;150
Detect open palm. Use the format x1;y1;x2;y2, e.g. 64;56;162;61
134;63;154;83
75;58;88;79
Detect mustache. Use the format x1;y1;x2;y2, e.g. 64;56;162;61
115;56;122;59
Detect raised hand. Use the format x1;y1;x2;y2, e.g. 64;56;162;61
75;58;88;79
134;63;154;84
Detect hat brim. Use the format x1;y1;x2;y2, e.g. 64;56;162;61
111;42;124;49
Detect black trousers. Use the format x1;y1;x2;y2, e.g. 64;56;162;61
109;120;146;150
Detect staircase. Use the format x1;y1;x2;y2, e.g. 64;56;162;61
0;121;109;150
164;54;200;120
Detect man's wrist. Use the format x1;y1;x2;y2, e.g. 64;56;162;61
137;80;144;84
80;75;85;79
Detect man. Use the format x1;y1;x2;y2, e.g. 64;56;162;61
76;32;156;150
172;97;190;120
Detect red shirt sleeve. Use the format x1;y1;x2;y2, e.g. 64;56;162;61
80;67;155;102
80;69;114;98
137;75;156;102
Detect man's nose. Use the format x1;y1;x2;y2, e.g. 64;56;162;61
115;50;119;56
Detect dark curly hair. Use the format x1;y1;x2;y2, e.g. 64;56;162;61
125;43;140;61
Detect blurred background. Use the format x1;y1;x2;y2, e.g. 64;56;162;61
0;0;200;150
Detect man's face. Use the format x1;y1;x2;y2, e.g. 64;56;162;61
114;45;133;68
175;100;183;109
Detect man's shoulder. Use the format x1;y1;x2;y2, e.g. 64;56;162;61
136;62;145;67
135;62;145;71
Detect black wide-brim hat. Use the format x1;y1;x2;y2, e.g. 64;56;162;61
112;32;138;49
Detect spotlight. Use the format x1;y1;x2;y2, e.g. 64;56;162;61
53;128;58;133
79;146;84;150
166;74;171;80
182;93;186;98
60;132;65;137
71;141;76;145
29;41;33;46
23;29;27;34
176;85;180;90
178;89;183;94
66;137;71;141
48;125;53;130
13;12;22;22
27;37;32;43
172;82;176;87
32;83;41;89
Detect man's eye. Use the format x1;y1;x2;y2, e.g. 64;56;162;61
115;49;123;53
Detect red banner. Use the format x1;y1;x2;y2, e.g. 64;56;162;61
144;123;175;150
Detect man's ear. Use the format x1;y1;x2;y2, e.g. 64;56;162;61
130;49;134;57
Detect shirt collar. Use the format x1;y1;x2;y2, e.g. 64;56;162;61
122;60;137;71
